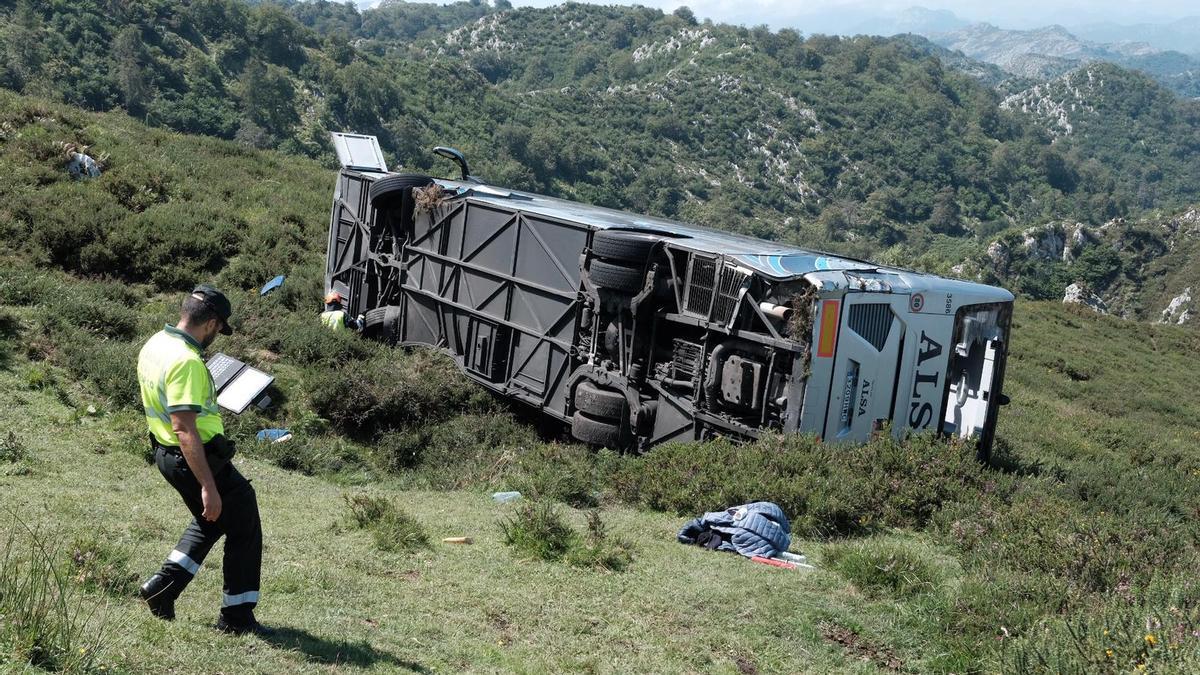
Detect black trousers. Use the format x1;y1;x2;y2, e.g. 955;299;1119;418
153;444;262;619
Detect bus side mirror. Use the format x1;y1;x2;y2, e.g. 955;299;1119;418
433;146;472;181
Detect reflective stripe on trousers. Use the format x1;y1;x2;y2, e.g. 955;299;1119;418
152;446;262;612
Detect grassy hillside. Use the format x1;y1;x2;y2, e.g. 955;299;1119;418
2;89;1200;672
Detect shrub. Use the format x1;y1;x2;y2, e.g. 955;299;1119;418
54;335;141;410
824;539;944;598
101;165;175;212
0;524;106;672
39;284;141;342
500;501;577;563
343;494;429;553
0;268;57;306
308;349;491;439
100;203;241;290
505;443;606;508
239;307;378;368
377;412;534;478
1002;584;1200;673
0;431;29;464
370;510;431;553
611;433;986;538
344;494;392;529
22;187;129;272
500;503;635;571
66;535;136;596
246;432;370;478
22;364;57;392
566;510;635;572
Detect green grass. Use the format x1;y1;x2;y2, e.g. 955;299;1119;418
3;301;1199;672
0;364;875;673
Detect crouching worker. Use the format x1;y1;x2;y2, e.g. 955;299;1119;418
136;285;271;637
320;291;363;332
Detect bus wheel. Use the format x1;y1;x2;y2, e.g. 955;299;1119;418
571;411;621;447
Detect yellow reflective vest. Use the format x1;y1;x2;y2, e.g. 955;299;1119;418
137;325;224;446
321;309;348;331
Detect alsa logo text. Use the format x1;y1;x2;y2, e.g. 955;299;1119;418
908;331;943;430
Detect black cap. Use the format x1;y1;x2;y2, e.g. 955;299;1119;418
191;284;233;335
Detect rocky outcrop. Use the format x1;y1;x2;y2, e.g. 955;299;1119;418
1062;223;1095;263
1021;223;1066;261
1159;287;1193;325
1177;209;1200;237
1063;283;1108;314
985;240;1010;275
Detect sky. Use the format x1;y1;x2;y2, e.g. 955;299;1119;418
509;0;1199;32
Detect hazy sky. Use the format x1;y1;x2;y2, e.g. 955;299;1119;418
513;0;1198;32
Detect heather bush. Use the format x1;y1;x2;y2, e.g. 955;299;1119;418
612;432;985;537
500;501;577;563
307;348;491;439
343;494;429;553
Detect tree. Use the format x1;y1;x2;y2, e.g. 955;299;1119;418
251;4;308;70
238;60;298;139
927;187;962;234
1;1;48;89
673;6;697;25
113;26;152;115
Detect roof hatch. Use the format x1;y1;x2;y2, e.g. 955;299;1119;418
330;132;388;172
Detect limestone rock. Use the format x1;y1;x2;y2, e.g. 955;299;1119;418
1159;287;1193;324
1062;282;1107;314
1021;223;1065;261
986;240;1010;273
1062;223;1094;262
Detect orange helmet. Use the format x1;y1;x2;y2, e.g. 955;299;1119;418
324;291;343;305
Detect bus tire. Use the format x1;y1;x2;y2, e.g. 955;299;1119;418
368;174;434;210
591;230;662;263
571;411;621;447
574;380;627;420
589;260;644;294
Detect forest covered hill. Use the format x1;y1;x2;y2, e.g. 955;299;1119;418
1;0;1197;322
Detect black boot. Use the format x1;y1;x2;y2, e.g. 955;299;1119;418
215;609;274;637
139;574;177;621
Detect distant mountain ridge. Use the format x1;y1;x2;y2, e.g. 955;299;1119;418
850;6;968;37
1069;16;1200;56
917;14;1200;97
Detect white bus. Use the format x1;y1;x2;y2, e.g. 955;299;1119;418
326;134;1013;458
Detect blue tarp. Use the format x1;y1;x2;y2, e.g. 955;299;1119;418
260;275;285;296
255;428;291;442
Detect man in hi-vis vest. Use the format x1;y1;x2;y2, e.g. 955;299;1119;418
320;291;363;332
136;285;270;637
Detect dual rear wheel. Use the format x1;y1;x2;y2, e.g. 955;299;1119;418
586;230;660;293
570;380;627;447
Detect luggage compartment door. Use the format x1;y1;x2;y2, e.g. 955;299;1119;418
821;297;905;442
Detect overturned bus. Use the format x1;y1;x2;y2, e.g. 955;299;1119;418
325;133;1013;458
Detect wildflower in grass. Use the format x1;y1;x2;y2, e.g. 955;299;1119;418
1105;649;1113;658
1145;634;1157;646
